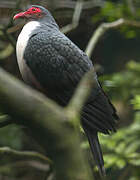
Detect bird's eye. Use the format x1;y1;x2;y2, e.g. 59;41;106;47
32;8;36;11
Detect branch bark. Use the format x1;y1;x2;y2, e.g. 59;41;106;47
0;67;93;180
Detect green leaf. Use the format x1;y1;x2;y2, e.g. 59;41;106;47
116;159;126;168
125;141;140;154
129;159;140;166
131;95;140;110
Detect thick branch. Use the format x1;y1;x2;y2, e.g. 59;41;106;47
85;18;140;58
0;67;92;180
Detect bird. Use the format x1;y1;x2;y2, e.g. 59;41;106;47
13;5;118;176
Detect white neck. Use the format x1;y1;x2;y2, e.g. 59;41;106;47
16;21;40;72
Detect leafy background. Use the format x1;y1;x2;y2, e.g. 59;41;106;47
0;0;140;180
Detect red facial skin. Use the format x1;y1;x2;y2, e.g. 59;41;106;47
13;7;42;20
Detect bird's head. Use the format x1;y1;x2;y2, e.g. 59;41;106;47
13;5;49;20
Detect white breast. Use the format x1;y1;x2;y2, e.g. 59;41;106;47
16;21;40;73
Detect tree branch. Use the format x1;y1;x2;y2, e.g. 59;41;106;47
0;67;93;180
60;0;83;34
127;0;136;15
66;68;95;122
0;0;104;9
85;18;140;58
0;115;13;127
0;160;49;174
0;147;52;164
0;43;14;59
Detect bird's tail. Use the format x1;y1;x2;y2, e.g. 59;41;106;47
85;130;106;176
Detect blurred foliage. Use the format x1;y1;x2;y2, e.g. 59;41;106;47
0;114;22;149
0;0;140;180
99;60;140;179
132;95;140;110
100;111;140;179
81;60;140;179
93;1;140;39
101;61;140;101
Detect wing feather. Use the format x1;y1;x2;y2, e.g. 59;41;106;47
24;30;118;133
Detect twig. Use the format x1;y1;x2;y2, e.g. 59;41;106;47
0;0;21;49
7;23;25;34
5;0;21;29
66;68;96;120
0;43;14;59
127;0;136;15
0;160;49;173
0;147;52;164
0;115;13;127
0;0;104;9
54;0;104;10
85;18;140;58
60;0;83;34
7;0;82;35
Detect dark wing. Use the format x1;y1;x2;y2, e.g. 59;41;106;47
24;30;118;133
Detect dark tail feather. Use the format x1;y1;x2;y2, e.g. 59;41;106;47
85;130;106;176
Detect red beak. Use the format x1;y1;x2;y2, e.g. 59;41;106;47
13;12;26;20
